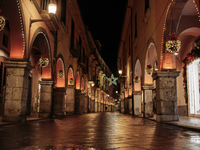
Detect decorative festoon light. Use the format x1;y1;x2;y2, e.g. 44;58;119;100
107;74;118;86
146;64;153;75
166;35;181;53
39;55;49;67
58;69;64;78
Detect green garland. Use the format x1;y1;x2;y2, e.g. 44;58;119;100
182;47;200;103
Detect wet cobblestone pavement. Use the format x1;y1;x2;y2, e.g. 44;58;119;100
0;112;200;150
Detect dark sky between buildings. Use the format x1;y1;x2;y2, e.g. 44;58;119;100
77;0;127;76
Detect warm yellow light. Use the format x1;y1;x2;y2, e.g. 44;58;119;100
91;83;94;87
48;3;57;14
118;70;122;75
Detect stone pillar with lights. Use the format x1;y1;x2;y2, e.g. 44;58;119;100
3;61;33;122
38;80;53;118
153;71;180;122
142;84;154;118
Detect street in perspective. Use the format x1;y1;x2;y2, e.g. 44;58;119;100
0;112;200;150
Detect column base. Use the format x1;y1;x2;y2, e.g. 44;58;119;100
2;115;26;122
38;112;52;118
156;114;179;122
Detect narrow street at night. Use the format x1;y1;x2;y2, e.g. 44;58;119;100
0;113;200;150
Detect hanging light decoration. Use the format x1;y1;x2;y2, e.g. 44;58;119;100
58;69;64;78
166;35;181;53
134;76;140;83
39;55;49;67
145;64;153;75
0;10;5;31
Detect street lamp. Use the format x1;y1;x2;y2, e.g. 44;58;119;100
48;3;57;14
119;70;122;75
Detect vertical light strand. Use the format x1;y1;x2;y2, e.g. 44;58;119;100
160;1;172;69
192;0;200;21
16;0;25;58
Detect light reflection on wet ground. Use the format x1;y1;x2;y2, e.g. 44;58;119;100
0;112;200;150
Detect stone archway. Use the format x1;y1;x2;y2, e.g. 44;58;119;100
53;57;66;115
133;59;142;116
55;58;65;88
143;43;157;118
29;32;52;117
66;67;75;115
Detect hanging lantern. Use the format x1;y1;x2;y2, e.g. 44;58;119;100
58;69;64;78
146;64;153;75
134;76;140;83
166;35;181;53
39;55;49;67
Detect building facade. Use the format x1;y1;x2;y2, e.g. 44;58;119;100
0;0;116;122
118;0;200;122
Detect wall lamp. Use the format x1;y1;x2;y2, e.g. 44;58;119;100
30;2;57;27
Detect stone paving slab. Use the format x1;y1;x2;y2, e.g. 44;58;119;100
1;115;200;133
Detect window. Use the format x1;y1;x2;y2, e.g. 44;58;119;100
61;0;66;25
134;13;137;38
2;34;8;48
70;19;75;49
145;0;149;13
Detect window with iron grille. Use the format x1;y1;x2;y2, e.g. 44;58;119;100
41;0;50;10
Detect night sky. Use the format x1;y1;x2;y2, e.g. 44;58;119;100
77;0;127;76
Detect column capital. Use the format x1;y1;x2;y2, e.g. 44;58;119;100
142;84;154;90
153;71;180;80
133;91;142;95
4;61;33;70
39;80;53;85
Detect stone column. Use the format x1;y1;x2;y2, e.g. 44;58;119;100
3;61;33;122
66;85;75;115
90;100;95;112
100;102;103;112
121;100;124;113
95;101;98;112
133;91;142;116
84;94;88;113
129;97;132;115
38;80;53;118
153;71;180;122
88;97;91;112
74;89;82;114
142;85;154;118
53;88;66;115
124;97;129;114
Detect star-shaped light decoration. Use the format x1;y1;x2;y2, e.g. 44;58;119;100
107;74;118;86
